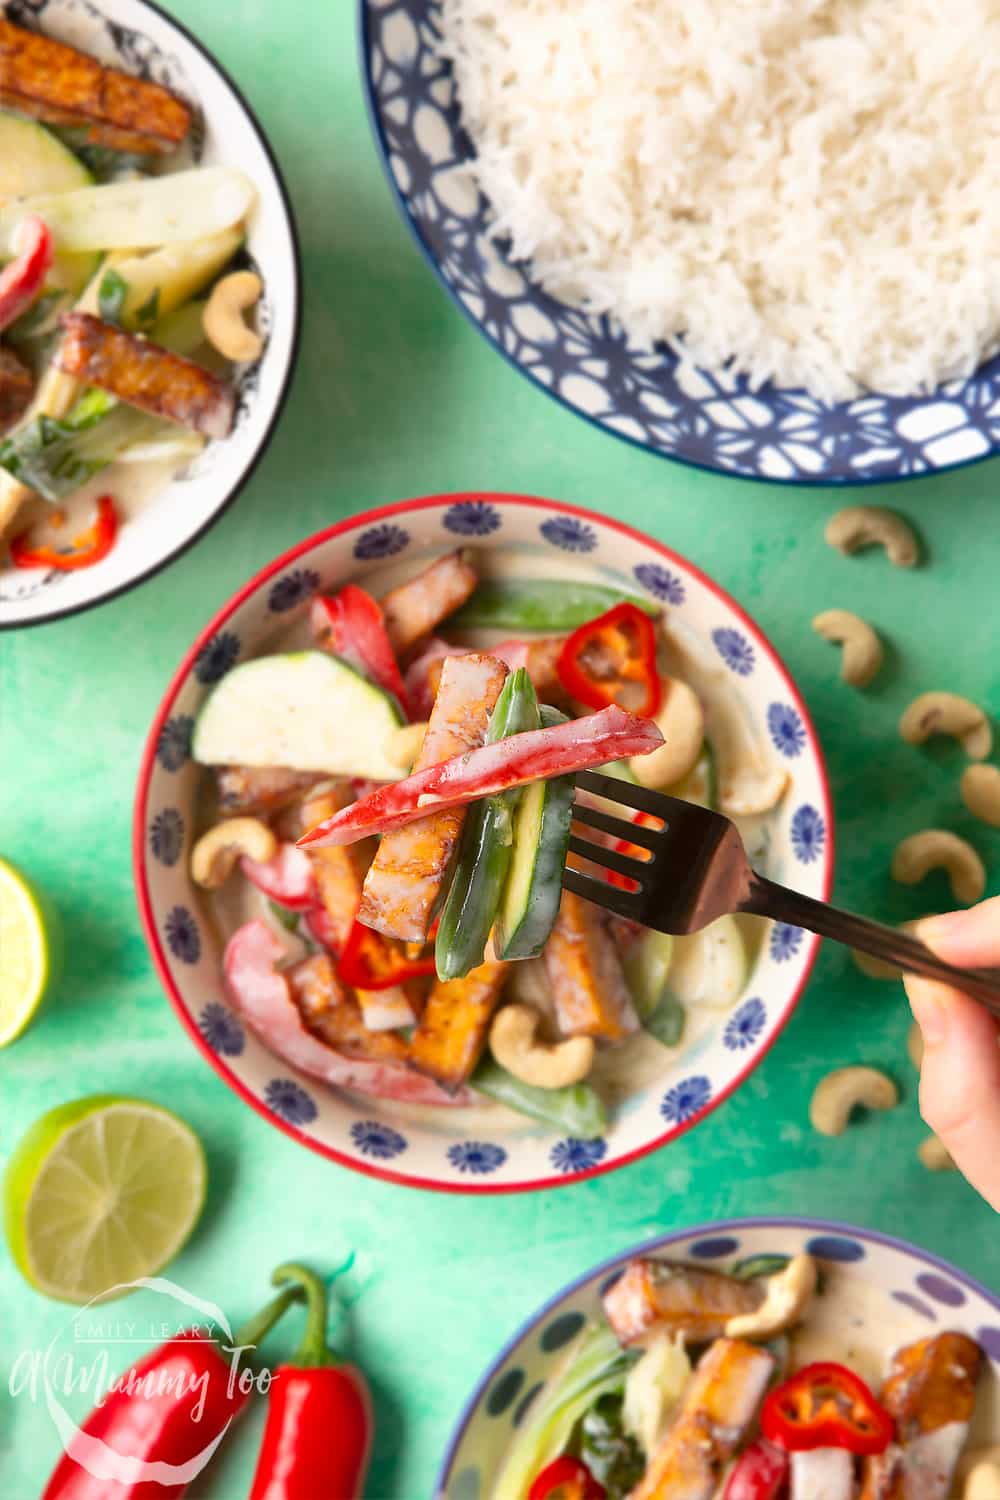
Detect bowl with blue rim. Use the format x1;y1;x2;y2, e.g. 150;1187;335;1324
437;1215;1000;1498
134;492;832;1193
360;2;1000;486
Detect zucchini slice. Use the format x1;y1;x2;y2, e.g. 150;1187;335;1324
192;651;407;782
493;704;575;960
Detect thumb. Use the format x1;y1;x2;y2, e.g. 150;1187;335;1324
905;909;1000;1212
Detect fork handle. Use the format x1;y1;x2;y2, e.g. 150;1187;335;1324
742;875;1000;1017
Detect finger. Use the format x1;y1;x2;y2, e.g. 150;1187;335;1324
905;973;1000;1211
918;895;1000;967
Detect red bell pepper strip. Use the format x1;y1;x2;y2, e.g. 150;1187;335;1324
528;1456;606;1500
338;915;436;990
10;494;118;571
248;1262;373;1500
605;809;659;890
41;1281;300;1500
761;1362;894;1457
0;215;53;332
297;705;663;848
311;585;411;718
723;1439;790;1499
241;843;319;911
557;603;662;719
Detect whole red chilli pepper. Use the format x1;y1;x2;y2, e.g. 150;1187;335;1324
42;1283;301;1500
248;1261;373;1500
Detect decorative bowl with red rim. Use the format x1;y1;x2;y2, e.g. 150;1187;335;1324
134;494;832;1192
437;1217;1000;1499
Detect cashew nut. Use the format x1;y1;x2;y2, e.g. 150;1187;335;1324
489;1003;595;1089
965;1463;1000;1500
812;609;883;689
825;505;919;568
203;271;263;362
917;1134;955;1172
908;1020;924;1070
725;1254;817;1339
630;678;705;790
387;721;428;769
190;817;276;888
851;920;922;981
961;764;1000;827
809;1066;899;1136
900;692;992;760
892;830;986;906
959;1451;1000;1493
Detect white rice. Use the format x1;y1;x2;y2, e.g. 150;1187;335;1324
438;0;1000;401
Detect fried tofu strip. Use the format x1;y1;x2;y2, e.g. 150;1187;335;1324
409;960;508;1092
632;1337;775;1500
544;890;638;1040
0;18;191;154
216;766;323;818
358;653;509;943
380;548;478;657
420;636;571;716
604;1260;763;1348
286;953;412;1065
0;346;34;434
301;786;418;1032
860;1333;982;1500
57;313;234;438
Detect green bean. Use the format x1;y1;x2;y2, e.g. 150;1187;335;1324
434;669;539;980
473;1058;608;1137
643;992;687;1048
450;579;659;632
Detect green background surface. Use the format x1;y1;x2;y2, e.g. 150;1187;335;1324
3;4;999;1495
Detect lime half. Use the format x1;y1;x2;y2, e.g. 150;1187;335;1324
4;1095;207;1303
0;857;58;1046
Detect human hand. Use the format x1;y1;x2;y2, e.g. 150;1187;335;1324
905;897;1000;1211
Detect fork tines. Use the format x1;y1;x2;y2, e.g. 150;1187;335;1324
575;768;675;815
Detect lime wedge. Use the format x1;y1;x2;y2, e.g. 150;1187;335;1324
4;1095;207;1303
0;857;58;1047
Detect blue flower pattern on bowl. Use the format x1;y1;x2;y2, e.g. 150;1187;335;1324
156;715;193;771
550;1138;607;1174
194;631;240;685
364;3;1000;484
198;1002;245;1057
712;627;755;676
150;808;184;866
661;1075;712;1124
268;568;320;612
264;1078;318;1126
165;905;200;964
791;804;826;864
767;703;806;758
354;523;410;560
633;562;685;605
539;516;597;554
770;922;804;962
724;998;767;1051
145;501;830;1188
351;1120;408;1160
443;500;502;536
447;1141;507;1175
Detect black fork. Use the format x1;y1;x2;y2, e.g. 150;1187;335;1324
566;770;1000;1017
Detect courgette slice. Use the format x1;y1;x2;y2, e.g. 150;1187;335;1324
493;704;575;960
192;651;407;782
0;112;98;294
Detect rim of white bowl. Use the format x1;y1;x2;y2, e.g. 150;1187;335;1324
134;493;835;1192
2;0;302;630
